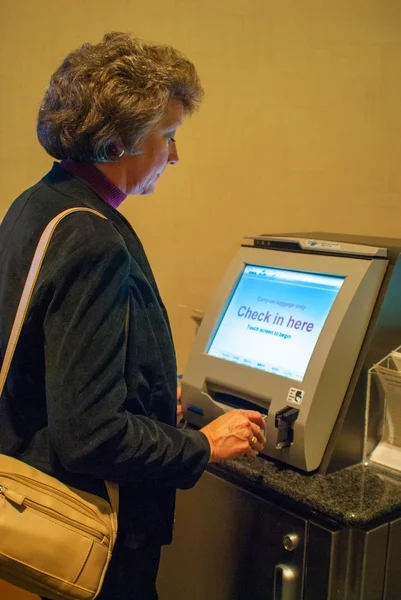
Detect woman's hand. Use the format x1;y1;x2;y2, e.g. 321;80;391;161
200;409;266;463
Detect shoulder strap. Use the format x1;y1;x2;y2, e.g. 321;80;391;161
0;207;106;395
0;207;119;516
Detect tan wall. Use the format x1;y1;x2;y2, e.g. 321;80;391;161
1;0;401;379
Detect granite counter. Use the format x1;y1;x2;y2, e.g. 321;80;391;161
207;456;401;527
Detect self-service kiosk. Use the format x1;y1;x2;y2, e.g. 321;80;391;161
181;233;401;473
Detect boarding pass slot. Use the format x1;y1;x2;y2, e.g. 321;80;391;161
206;386;269;416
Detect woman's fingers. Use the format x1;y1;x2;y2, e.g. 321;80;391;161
249;422;266;450
200;409;267;463
245;446;260;457
242;410;266;430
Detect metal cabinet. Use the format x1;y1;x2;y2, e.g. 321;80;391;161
383;517;401;600
157;471;306;600
157;471;399;600
303;520;390;600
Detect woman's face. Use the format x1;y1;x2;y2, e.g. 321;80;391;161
121;99;183;195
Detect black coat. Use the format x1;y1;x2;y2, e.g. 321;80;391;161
0;163;209;549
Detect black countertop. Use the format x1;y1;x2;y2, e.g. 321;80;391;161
207;455;401;527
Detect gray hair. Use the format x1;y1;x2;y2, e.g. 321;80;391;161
37;32;203;162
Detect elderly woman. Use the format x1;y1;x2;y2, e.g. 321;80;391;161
0;32;265;599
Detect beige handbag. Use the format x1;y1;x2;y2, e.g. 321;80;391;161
0;208;119;600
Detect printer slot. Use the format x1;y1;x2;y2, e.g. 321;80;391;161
209;390;269;416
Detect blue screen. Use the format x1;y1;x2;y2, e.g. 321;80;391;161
207;265;345;382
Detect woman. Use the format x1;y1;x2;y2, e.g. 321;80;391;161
0;32;266;599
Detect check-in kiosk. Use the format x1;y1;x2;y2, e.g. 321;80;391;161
181;233;401;472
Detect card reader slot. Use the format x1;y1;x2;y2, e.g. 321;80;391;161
210;391;269;415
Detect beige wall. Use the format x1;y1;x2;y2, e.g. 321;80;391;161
1;0;401;374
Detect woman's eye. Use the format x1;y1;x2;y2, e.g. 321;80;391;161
166;135;176;144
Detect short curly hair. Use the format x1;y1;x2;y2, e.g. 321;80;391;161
37;32;203;162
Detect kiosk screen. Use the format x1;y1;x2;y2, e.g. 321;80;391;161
207;265;345;381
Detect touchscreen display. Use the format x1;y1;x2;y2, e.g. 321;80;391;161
207;265;345;381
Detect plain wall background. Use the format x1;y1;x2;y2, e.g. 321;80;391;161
1;0;400;374
0;2;400;599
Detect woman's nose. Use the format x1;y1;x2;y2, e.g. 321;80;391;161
168;142;179;165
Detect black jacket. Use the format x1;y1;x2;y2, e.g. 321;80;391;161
0;163;210;548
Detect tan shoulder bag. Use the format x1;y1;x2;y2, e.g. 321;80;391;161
0;208;119;600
